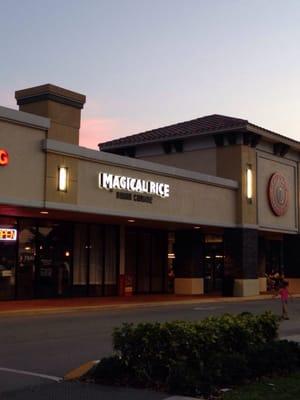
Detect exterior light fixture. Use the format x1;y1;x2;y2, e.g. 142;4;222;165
168;253;175;259
58;166;68;192
194;226;201;229
128;219;135;223
246;165;253;202
40;210;49;215
65;251;70;257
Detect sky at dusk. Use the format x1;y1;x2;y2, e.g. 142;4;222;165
1;0;300;149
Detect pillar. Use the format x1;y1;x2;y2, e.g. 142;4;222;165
174;230;203;295
224;228;259;296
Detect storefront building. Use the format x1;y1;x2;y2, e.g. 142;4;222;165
0;83;299;300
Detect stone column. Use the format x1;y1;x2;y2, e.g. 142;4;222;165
224;228;259;296
174;230;204;295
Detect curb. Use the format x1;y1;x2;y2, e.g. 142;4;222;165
64;360;99;381
0;294;299;318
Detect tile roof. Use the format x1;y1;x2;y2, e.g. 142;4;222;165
99;114;248;150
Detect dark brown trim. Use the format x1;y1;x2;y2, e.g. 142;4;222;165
16;93;85;109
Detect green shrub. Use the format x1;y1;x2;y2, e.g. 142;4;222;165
248;340;300;378
92;312;284;396
93;356;130;385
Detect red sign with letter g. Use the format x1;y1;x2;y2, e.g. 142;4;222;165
0;149;9;166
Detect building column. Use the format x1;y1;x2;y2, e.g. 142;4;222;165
174;230;203;295
224;228;259;296
284;234;300;293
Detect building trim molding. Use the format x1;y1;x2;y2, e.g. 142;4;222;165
42;139;239;190
0;105;50;130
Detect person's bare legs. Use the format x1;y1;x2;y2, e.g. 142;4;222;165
282;301;289;320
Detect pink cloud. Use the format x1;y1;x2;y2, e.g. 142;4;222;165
79;118;122;149
79;117;146;150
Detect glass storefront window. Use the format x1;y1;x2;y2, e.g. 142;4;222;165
36;223;73;298
89;225;104;296
17;220;36;299
73;224;88;296
0;218;17;299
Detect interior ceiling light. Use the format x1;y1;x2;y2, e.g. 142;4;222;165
40;210;49;215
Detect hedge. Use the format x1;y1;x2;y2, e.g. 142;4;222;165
91;312;300;397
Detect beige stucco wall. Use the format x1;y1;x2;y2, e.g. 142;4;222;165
216;145;257;226
20;100;81;144
45;153;78;204
141;148;217;176
257;153;297;232
73;160;236;226
0;120;46;204
42;142;237;227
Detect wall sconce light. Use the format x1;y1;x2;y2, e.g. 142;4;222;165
246;165;253;202
58;166;68;192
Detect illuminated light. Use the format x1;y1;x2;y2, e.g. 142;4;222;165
246;165;253;201
194;226;201;229
215;255;223;259
40;211;49;215
24;246;31;251
168;253;175;259
99;172;170;198
39;245;43;250
205;255;211;259
128;219;135;223
58;166;68;192
65;251;70;257
0;228;17;241
0;149;9;166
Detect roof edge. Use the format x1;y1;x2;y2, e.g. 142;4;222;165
42;139;239;190
0;105;50;130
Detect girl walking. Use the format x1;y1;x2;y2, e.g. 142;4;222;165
275;281;292;320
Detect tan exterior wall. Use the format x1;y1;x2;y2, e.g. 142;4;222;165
257;153;297;232
20;100;81;144
286;278;300;294
141;148;217;175
174;278;204;295
234;279;260;296
45;153;78;204
0;120;46;204
216;145;257;226
72;159;237;226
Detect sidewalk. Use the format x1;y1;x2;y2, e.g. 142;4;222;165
1;381;168;400
0;292;290;317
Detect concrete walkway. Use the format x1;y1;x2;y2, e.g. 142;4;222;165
0;293;289;317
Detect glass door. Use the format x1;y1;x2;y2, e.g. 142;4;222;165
36;223;72;298
204;235;224;293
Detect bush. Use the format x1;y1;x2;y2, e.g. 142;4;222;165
92;312;293;397
93;356;130;385
248;340;300;378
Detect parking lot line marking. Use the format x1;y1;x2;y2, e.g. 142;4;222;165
193;306;224;311
0;367;62;382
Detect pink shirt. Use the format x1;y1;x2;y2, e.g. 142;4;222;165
279;287;289;301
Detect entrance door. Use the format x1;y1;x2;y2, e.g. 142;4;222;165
265;239;284;275
204;235;224;293
35;223;73;298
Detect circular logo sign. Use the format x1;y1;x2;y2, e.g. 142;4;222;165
268;172;289;216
